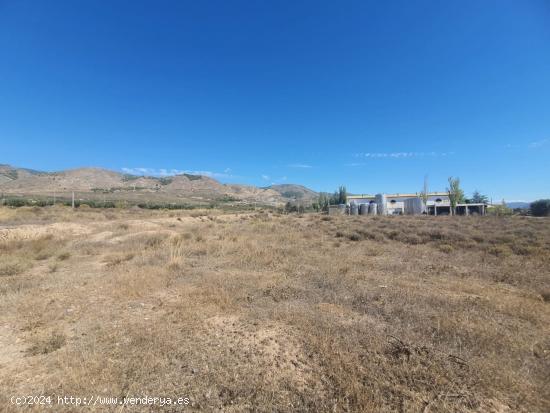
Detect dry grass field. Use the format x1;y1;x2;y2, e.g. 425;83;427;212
1;206;549;412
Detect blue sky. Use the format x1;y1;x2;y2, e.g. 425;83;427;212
1;0;549;201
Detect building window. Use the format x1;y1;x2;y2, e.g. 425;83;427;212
436;198;442;203
390;199;397;204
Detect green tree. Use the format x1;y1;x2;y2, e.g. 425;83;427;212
447;176;464;215
331;190;339;205
530;199;550;217
471;190;489;204
338;185;347;204
317;192;330;212
320;186;347;209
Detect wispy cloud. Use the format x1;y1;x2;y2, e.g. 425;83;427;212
505;139;548;149
354;151;454;159
528;139;548;148
186;170;235;179
261;174;270;181
122;167;183;176
287;163;312;168
121;167;234;179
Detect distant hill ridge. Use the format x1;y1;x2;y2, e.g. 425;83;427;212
262;184;318;200
506;202;530;209
0;164;318;206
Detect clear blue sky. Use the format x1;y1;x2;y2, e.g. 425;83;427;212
1;1;549;201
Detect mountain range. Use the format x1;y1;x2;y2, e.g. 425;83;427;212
0;164;318;206
505;202;531;209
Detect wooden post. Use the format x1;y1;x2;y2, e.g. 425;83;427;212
72;191;75;209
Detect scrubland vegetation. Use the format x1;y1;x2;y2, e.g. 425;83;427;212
1;206;549;412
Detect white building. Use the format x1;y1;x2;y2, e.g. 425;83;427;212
347;192;486;216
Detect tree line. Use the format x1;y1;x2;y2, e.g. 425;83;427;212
284;185;347;213
313;186;347;212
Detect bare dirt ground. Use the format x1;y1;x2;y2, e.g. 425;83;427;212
0;206;549;412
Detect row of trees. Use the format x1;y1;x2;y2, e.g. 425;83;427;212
312;186;347;212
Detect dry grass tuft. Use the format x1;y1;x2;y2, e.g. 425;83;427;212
103;252;135;267
57;251;71;261
26;331;67;355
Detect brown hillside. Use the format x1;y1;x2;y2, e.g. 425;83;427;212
0;165;315;206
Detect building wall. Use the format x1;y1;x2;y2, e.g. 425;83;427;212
425;195;450;206
348;197;375;205
386;200;405;214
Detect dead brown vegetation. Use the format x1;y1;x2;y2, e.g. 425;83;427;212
0;207;549;412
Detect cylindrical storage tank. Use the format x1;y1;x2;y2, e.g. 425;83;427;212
359;204;369;215
375;194;387;215
404;197;424;215
350;202;359;215
368;202;378;215
338;204;346;215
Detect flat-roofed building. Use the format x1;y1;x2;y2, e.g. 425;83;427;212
347;192;486;216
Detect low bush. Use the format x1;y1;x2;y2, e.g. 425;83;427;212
531;199;550;217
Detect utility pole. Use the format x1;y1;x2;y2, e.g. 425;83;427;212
53;190;56;206
72;191;75;209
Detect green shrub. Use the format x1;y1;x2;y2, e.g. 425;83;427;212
4;198;27;207
530;199;550;217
